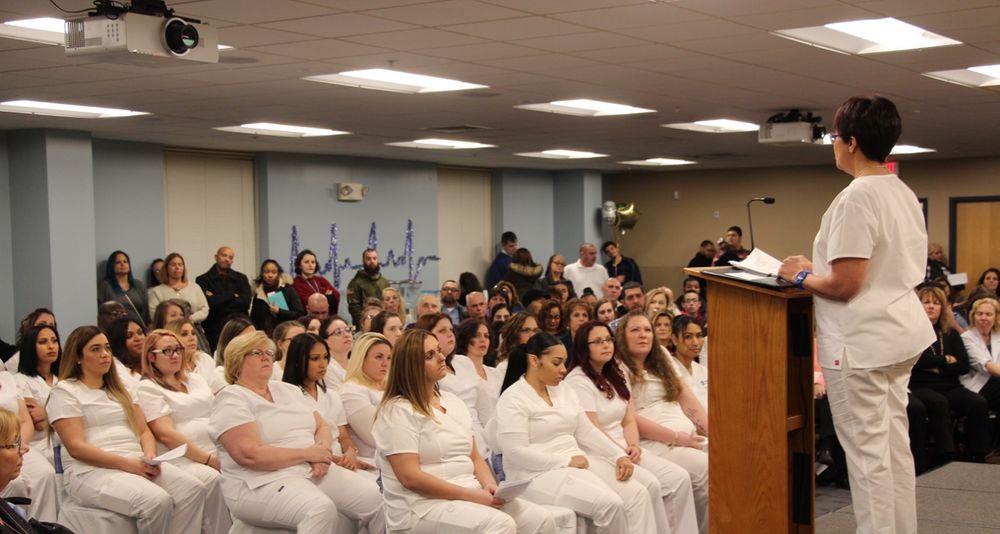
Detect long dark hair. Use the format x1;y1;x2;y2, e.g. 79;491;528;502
17;325;61;378
415;313;455;368
282;333;329;392
569;321;630;401
500;332;562;395
107;317;145;369
454;318;493;362
103;250;136;294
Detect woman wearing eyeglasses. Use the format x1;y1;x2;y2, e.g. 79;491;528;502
48;326;206;534
320;316;353;391
493;312;540;375
373;329;554;534
565;321;698;534
0;407;38;533
208;331;383;534
136;329;230;534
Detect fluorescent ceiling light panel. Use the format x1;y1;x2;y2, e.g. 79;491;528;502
516;99;655;117
890;144;935;155
214;122;349;137
773;17;961;54
619;158;696;166
0;17;65;45
302;69;487;94
924;64;1000;88
663;119;759;133
0;99;148;118
387;138;494;150
515;149;607;160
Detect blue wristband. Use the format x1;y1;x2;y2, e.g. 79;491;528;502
794;270;810;289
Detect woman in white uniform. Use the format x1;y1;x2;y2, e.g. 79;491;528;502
281;332;370;472
1;327;58;522
565;321;698;534
48;325;206;534
494;313;540;374
137;329;231;534
616;311;709;532
454;318;504;420
108;317;146;394
496;332;657;534
270;321;306;381
164;318;224;393
373;329;554;534
370;311;405;347
670;316;709;413
340;332;392;460
208;331;384;534
320;316;352;390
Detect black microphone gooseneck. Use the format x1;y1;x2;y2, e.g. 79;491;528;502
746;196;776;251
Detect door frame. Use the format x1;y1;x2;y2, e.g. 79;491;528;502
948;195;1000;272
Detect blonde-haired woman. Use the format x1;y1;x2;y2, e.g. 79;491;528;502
644;287;679;318
961;297;1000;413
373;329;554;534
147;252;209;324
163;318;224;393
381;286;408;323
48;325;206;534
138;329;230;534
208;331;384;534
0;407;38;532
340;332;392;460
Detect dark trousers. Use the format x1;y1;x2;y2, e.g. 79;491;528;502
979;377;1000;412
907;393;929;473
911;386;990;459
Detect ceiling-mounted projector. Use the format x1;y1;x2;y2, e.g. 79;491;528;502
758;109;826;146
64;2;217;64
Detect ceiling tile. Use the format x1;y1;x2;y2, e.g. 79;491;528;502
620;18;760;44
218;25;320;47
551;3;710;30
260;13;417;38
513;31;646;53
477;0;649;15
248;39;389;60
444;16;591;40
571;43;695;63
343;28;485;49
417;41;542;61
365;0;527;26
173;0;337;25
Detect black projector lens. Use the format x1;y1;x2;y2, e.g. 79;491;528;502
164;18;199;56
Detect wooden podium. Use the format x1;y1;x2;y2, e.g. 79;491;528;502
685;267;815;534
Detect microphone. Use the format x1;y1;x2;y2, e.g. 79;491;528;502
746;197;776;251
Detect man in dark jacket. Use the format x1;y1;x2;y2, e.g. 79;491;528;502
196;246;251;350
347;248;390;327
485;231;518;287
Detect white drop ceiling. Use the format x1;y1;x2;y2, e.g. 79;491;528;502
1;0;998;171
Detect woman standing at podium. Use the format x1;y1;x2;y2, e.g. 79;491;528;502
779;95;933;534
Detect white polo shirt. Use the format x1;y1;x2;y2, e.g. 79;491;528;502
812;174;934;370
563;261;609;299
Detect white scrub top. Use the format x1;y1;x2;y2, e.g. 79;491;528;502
629;370;696;436
0;371;22;413
137;373;216;457
340;381;382;459
293;385;347;455
564;367;628;448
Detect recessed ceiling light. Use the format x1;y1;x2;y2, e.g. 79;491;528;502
662;119;759;133
0;99;148;118
619;158;696;166
386;138;495;150
515;99;655;117
772;17;961;54
515;149;607;160
890;144;935;155
923;64;1000;88
214;123;349;137
302;69;488;94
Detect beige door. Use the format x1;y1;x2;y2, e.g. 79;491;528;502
437;167;493;287
954;199;1000;292
163;150;257;280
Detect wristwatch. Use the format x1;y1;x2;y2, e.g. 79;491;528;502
794;270;810;289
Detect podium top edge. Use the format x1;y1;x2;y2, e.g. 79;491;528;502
684;266;813;299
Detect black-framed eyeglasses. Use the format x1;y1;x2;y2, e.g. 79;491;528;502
0;436;21;450
247;349;276;359
150;346;184;357
829;133;841;142
588;337;614;345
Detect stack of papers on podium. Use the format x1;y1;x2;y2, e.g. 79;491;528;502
728;249;782;280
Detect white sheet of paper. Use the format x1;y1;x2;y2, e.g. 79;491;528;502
726;271;770;282
494;479;531;501
948;272;968;286
729;248;782;277
142;443;188;465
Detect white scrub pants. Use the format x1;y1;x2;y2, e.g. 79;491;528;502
67;462;206;534
825;354;919;534
634;451;699;534
520;460;656;534
176;460;232;534
227;466;384;534
642;441;709;533
403;497;555;534
1;447;58;522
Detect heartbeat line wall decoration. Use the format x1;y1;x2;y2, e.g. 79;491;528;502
289;219;440;288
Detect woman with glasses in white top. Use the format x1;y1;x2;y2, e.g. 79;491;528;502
320;316;353;391
208;331;383;534
137;329;230;534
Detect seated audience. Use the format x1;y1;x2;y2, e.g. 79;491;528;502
213;316;255;366
292;249;340;317
0;408;67;532
561;298;594;357
281;333;369;472
566;321;698;534
466;291;488;322
712;226;749;266
961;297;1000;412
98;250;150;328
458;271;484;308
670;316;709;413
494;281;523;312
164;318;225;393
358;300;383;333
650;310;675;354
320;316;353;390
617;311;708;532
977;268;1000;295
49;325;206;533
208;331;383;534
299;314;322;335
250;259;304;337
381;286;408;324
493;313;540;374
370;310;404;347
305;293;330;320
496;332;656;534
269;320;306;381
13;325;60;464
414;295;441;321
540;254;575;297
98;301;129;332
138;329;230;534
538;301;565;337
147;252;209;326
107;317;147;394
645;287;679;318
2;308;57;374
341;333;393;461
679;291;705;324
373;329;554;534
925;243;952;282
594;299;616;325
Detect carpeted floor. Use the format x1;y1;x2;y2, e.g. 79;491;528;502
816;462;1000;533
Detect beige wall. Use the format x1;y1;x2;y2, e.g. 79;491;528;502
606;156;1000;294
